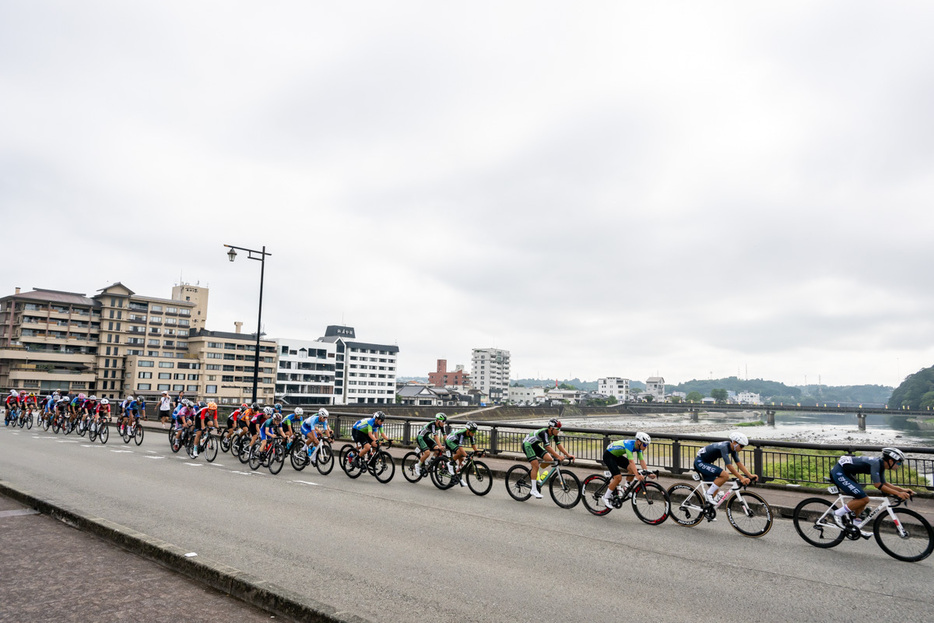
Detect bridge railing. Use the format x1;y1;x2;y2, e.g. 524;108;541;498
328;411;934;490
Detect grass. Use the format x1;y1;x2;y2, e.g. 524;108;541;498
735;420;766;427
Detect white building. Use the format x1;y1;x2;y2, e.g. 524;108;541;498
318;325;398;405
508;385;546;405
597;377;630;403
736;391;762;405
646;376;665;401
275;338;336;406
471;347;510;404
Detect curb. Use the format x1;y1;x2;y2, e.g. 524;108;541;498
0;480;372;623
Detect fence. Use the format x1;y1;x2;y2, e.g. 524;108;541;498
326;411;934;491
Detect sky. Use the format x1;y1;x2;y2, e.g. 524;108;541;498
2;1;933;389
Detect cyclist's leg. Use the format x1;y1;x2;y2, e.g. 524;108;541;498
602;451;626;503
830;467;867;518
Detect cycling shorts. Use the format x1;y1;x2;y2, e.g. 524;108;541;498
830;465;867;499
416;435;438;452
693;457;723;482
603;450;631;477
523;441;547;462
352;429;371;446
259;426;272;441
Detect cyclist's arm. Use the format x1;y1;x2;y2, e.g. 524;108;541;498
874;480;912;499
731;460;755;482
555;442;574;460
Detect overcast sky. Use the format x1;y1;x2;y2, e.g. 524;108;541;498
2;2;933;388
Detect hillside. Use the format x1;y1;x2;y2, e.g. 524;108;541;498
888;364;934;409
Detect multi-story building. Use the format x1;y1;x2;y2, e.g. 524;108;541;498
1;283;207;400
646;376;665;402
318;325;398;405
275;338;336;406
185;327;277;405
471;347;510;404
0;288;100;395
597;377;630;403
507;385;546;406
427;359;470;388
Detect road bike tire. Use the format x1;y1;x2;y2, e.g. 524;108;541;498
220;435;231;454
431;457;456;490
238;439;252;464
792;498;844;548
268;445;285;474
88;424;97;443
505;465;533;502
17;414;26;428
204;436;219;463
170;433;182;453
99;424;109;444
134;424;144;446
873;507;934;562
581;474;612;516
339;444;364;478
25;413;33;430
631;480;670;525
248;446;263;471
370;451;395;483
401;452;422;483
465;460;494;496
315;443;334;475
727;491;773;537
187;437;198;459
122;426;132;444
549;469;581;509
667;484;705;527
41;417;50;431
291;445;309;471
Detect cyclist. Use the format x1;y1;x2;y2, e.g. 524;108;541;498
300;408;332;463
191;401;218;458
414;413;448;477
351;411;389;464
248;406;272;454
224;403;248;443
279;406;302;446
521;418;575;499
601;432;654;507
830;447;914;529
694;432;756;504
119;395;140;433
5;389;21;426
444;421;481;486
94;398;112;430
256;410;282;458
172;399;196;445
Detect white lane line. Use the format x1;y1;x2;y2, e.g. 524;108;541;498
292;480;320;486
57;440;79;443
146;450;158;454
144;456;165;460
208;463;225;467
185;463;203;467
111;450;133;453
228;470;265;476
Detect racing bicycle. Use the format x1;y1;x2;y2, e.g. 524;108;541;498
505;458;581;509
667;473;773;537
581;469;670;525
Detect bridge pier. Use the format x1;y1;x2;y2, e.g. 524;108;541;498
857;411;866;431
690;408;698;422
766;410;775;426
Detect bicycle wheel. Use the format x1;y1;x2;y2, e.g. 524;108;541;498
726;491;773;537
248;446;263;471
99;424;109;444
792;498;844;549
25;412;33;430
370;451;395;483
873;508;934;562
431;457;456;490
631;480;670;525
549;469;581;509
667;484;705;527
268;445;285;475
122;426;132;444
581;474;612;516
466;460;494;496
134;424;144;446
238;439;252;464
505;465;533;501
220;434;231;454
315;443;334;475
402;452;422;483
204;436;219;463
291;444;309;471
339;444;364;478
88;424;97;443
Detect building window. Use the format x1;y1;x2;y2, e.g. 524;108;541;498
159;362;174;368
138;372;152;379
158;373;171;380
206;385;218;394
137;383;151;391
157;384;170;391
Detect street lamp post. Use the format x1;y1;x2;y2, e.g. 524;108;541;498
224;244;272;405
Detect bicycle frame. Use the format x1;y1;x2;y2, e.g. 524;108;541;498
822;487;905;536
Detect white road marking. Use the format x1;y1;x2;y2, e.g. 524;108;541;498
111;450;133;453
185;463;203;467
144;456;165;460
292;480;320;486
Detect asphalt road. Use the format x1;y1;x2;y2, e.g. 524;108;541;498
1;426;932;623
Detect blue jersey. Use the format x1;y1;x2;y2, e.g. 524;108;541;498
280;413;300;427
835;456;887;485
607;439;643;460
697;441;739;466
353;417;382;433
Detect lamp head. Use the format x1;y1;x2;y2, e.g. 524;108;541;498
227;247;237;262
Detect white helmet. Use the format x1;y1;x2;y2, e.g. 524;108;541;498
263;406;273;415
101;398;110;405
294;407;304;416
635;432;651;446
729;432;749;446
882;447;905;464
318;408;329;418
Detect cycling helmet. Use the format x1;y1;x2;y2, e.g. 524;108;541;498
374;411;386;421
274;402;282;410
9;389;15;395
241;403;248;410
635;432;651;446
294;407;304;416
199;401;207;408
882;447;905;465
126;395;134;401
89;395;97;401
435;412;447;423
78;393;86;400
207;402;218;410
548;418;562;429
183;399;192;407
729;432;749;446
317;408;329;418
465;421;478;432
100;398;110;405
263;406;273;415
251;403;259;410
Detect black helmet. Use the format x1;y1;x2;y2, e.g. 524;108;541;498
374;411;386;421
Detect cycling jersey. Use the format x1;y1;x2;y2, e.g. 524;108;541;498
417;422;445;439
280;413;300;428
697;441;738;466
606;439;643;461
523;427;559;447
445;428;472;449
300;415;328;435
353;418;382;434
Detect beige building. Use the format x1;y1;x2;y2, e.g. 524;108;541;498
186;327;278;406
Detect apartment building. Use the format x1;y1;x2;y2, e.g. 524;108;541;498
428;359;470;388
471;347;510;404
597;377;630;402
185;328;277;405
646;376;665;401
275;337;336;406
318;325;398;405
507;385;545;406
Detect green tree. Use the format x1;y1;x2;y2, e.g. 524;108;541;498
710;388;728;403
686;391;703;402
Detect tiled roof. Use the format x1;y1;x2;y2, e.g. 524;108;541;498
5;289;98;307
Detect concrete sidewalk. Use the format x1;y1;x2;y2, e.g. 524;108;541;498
0;493;274;623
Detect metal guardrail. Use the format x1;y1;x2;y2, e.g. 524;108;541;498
323;411;934;490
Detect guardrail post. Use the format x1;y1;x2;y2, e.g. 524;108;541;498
754;445;764;481
489;426;499;455
671;439;681;474
403;420;411;445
